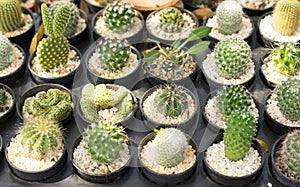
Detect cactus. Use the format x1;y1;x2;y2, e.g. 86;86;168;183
216;0;243;35
275;78;300;121
0;35;14;71
224;110;257;161
214;39;252;79
84;122;127;163
118;93;134;119
159;7;184;33
0;0;22;32
154;84;188;117
97;38;130;70
152;128;188;167
0;89;8;112
276;130;300;180
20;117;62;155
272;42;300;76
103;1;136;33
272;0;300;36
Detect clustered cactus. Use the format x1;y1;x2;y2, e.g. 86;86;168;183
276;130;300;180
0;89;7;112
0;34;14;71
275;78;300;121
272;0;300;36
214;38;252;79
83;122;127;163
216;0;243;35
0;0;22;32
159;7;184;33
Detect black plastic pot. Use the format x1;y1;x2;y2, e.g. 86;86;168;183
0;83;16;124
68;10;89;47
182;0;209;11
0;135;3;165
84;0;106;14
242;4;274;16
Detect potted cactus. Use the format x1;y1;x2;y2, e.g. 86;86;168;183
0;83;15;123
28;4;81;87
138;128;198;185
72;122;131;183
264;78;300;135
5;117;66;181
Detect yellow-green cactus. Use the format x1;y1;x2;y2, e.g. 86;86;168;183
0;0;22;32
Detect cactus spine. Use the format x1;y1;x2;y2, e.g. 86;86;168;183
0;89;8;112
272;0;300;36
0;0;22;32
0;34;14;71
159;7;184;33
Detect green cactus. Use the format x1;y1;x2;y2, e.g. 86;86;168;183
224;110;257;161
103;1;136;33
159;7;184;33
216;0;243;35
84;122;127;163
20;117;62;155
272;0;300;36
152;128;188;167
0;89;8;112
0;35;14;71
118;93;134;119
154;84;188;117
0;0;22;32
276;130;300;180
97;38;130;70
275;78;300;121
214;39;252;79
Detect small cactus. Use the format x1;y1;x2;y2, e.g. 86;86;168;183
159;7;184;33
272;0;300;36
0;89;8;112
275;78;300;121
0;0;22;32
0;35;14;71
214;39;252;79
276;130;300;180
224;110;257;161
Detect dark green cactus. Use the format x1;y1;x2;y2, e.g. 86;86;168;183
159;7;184;33
0;34;14;71
224;110;257;161
0;89;8;112
0;0;22;32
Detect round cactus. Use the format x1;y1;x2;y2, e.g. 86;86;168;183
159;7;184;33
0;0;22;32
0;34;14;71
216;0;243;35
0;89;7;112
224;110;257;161
214;39;252;79
275;78;300;121
152;128;188;167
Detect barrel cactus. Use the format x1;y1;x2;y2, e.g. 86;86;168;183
159;7;184;33
0;0;22;32
214;38;252;79
275;78;300;121
224;110;257;161
0;89;7;112
0;34;14;71
272;0;300;36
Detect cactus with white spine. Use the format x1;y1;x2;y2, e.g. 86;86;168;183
0;0;22;32
0;34;14;71
159;7;184;33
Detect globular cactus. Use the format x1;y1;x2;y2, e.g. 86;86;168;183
159;7;184;33
216;0;243;35
275;78;300;121
0;89;7;112
0;35;14;71
214;39;252;79
276;130;300;180
272;42;300;76
20;117;62;155
0;0;22;32
84;122;127;163
103;1;136;33
154;84;188;117
272;0;300;36
152;128;188;167
97;38;130;70
224;110;257;161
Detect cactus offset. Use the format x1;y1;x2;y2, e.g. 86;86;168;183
0;0;22;32
0;35;14;71
0;89;8;112
159;7;184;33
272;0;300;36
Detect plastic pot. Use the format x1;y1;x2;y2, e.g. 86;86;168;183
182;0;209;11
242;4;274;17
0;135;3;165
0;83;16;124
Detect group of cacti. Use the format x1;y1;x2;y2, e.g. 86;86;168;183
0;88;8;112
0;34;14;71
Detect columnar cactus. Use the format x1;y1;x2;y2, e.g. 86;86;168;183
0;35;14;71
214;39;252;79
275;78;300;121
216;0;243;35
276;130;300;180
154;84;188;117
97;38;130;70
84;122;127;163
152;128;188;167
272;0;300;36
0;89;7;112
159;7;184;33
224;110;257;161
0;0;22;32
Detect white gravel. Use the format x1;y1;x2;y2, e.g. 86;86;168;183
0;46;24;77
238;0;275;9
0;14;33;38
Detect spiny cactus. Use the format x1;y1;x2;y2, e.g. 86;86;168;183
20;117;62;155
97;38;130;70
0;0;22;32
0;35;14;71
159;7;184;33
84;122;127;163
154;84;188;117
275;78;300;121
214;39;252;79
272;0;300;36
103;1;136;33
276;130;300;180
224;110;257;161
216;0;243;35
0;89;8;112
